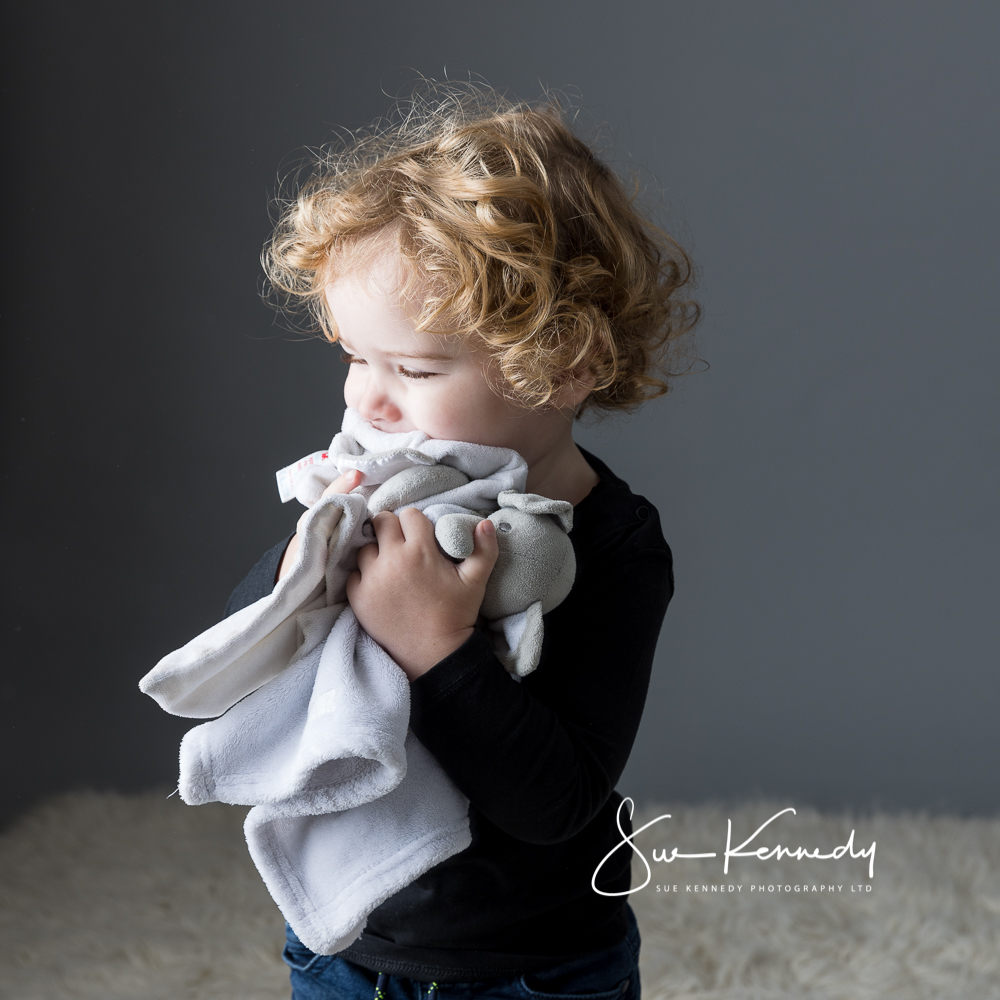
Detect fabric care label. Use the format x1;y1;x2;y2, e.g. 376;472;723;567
276;451;331;504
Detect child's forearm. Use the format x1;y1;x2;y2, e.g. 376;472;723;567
275;533;300;582
408;547;672;844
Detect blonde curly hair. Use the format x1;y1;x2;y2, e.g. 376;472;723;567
264;84;699;413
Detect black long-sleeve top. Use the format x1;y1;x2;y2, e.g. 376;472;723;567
225;450;673;981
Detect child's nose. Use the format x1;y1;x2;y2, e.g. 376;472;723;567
354;371;403;426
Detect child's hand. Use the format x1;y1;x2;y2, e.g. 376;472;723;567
276;469;364;582
346;509;499;680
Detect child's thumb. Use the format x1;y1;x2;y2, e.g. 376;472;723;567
457;519;499;587
321;468;362;499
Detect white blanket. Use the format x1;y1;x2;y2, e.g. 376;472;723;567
140;411;530;954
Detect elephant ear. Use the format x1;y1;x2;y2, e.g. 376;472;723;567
488;603;545;678
368;464;470;514
496;490;573;533
433;512;482;560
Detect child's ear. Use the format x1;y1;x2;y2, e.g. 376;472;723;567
553;366;597;409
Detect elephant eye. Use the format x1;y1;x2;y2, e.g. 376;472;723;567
497;522;512;532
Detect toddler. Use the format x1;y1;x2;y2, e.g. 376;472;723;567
225;85;699;1000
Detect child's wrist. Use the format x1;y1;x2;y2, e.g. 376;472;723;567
398;627;476;681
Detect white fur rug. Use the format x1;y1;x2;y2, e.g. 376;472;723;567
1;792;998;999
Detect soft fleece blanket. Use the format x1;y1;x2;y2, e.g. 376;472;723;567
140;410;530;954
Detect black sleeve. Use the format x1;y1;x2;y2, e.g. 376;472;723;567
408;506;673;846
223;534;294;618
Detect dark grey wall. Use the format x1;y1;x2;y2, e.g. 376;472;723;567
3;1;997;824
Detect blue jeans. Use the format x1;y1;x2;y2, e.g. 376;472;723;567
283;908;641;1000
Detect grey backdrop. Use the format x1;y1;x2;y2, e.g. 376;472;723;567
3;0;998;826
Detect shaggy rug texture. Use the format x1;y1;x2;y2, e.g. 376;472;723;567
1;791;998;1000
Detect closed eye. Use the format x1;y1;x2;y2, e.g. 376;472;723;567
340;351;438;379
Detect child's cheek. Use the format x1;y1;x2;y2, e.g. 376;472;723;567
343;367;361;407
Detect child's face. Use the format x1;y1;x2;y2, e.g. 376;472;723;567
325;253;575;460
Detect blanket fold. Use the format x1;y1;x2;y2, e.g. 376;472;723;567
140;410;545;953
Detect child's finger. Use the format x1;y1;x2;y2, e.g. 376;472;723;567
396;506;435;543
321;468;363;499
300;470;363;530
355;542;378;572
456;519;499;587
371;510;405;547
